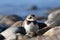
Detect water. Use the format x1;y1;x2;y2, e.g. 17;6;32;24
0;0;60;17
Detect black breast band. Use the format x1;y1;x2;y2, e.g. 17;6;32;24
27;21;37;25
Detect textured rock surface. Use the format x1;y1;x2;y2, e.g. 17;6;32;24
16;27;60;40
0;14;23;33
45;10;60;26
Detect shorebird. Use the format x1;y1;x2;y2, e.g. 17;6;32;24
23;14;47;37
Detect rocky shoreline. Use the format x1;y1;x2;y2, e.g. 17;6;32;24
0;8;60;40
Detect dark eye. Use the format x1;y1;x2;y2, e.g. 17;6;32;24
29;17;32;19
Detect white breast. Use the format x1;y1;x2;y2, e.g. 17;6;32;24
24;22;39;33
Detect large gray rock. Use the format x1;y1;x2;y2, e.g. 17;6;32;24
0;14;23;27
45;9;60;26
0;14;23;33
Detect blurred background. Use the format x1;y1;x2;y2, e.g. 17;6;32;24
0;0;60;39
0;0;60;37
0;0;60;17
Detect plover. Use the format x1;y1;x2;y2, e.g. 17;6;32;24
23;14;47;37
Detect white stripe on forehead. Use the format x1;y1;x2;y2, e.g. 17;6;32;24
26;14;36;21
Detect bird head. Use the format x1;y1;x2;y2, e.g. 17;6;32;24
26;14;36;21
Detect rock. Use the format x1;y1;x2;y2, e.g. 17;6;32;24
0;21;23;40
36;16;47;20
7;14;23;21
37;27;52;36
28;6;38;10
16;27;26;35
47;7;60;14
0;14;23;27
0;24;8;32
22;26;60;40
45;10;60;26
0;14;23;32
42;26;60;40
14;26;60;40
11;21;26;35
